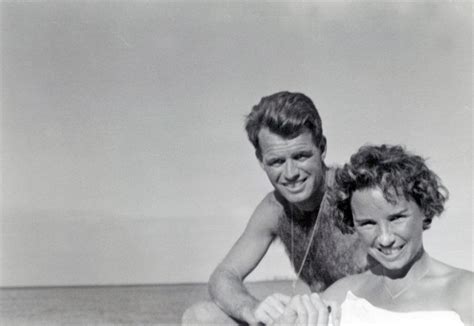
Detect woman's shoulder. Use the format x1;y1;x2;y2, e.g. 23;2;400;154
449;269;473;325
449;266;473;283
444;265;473;298
322;271;370;304
430;258;472;282
428;258;472;293
430;258;473;324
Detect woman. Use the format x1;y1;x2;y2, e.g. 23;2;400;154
276;144;472;326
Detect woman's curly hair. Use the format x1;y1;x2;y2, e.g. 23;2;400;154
329;144;448;233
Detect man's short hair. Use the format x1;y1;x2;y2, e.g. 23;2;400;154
245;91;324;160
330;144;448;232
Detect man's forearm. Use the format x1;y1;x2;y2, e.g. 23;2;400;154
208;267;260;324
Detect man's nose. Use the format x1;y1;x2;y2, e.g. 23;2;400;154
377;223;396;247
283;160;299;180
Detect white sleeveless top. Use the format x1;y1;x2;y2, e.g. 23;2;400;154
332;291;464;326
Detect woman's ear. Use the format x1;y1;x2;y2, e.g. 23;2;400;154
320;136;327;159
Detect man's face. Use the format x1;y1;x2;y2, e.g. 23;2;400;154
258;128;326;210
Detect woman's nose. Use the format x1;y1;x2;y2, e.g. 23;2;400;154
376;224;396;247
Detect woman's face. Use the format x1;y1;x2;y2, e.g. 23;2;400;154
350;187;425;271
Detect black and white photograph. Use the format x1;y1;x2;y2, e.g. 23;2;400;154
1;1;472;325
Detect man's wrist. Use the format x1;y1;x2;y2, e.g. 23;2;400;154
241;305;259;325
235;297;260;325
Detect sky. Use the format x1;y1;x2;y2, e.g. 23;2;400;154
0;1;472;286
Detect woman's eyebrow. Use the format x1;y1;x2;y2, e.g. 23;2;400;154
388;208;408;217
353;217;373;223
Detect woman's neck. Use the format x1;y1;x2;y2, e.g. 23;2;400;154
382;249;428;280
376;249;431;300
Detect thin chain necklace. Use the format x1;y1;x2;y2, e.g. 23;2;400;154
381;252;430;300
290;194;325;293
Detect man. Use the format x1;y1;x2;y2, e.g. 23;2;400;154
182;91;368;325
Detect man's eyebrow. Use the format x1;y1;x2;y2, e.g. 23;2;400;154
265;155;282;162
293;149;313;155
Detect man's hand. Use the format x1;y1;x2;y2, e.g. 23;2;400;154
272;293;340;326
253;293;291;325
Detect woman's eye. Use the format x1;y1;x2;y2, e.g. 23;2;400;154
391;215;407;222
358;221;375;227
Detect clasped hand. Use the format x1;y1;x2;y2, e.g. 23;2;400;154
254;293;340;326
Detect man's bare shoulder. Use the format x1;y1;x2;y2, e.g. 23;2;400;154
252;191;284;221
246;191;285;235
259;191;284;209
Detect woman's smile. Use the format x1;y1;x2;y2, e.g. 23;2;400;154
351;187;425;272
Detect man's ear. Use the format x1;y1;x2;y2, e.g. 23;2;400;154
320;136;327;160
257;151;265;170
255;149;265;168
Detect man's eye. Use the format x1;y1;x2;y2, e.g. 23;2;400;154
269;159;284;166
294;153;310;161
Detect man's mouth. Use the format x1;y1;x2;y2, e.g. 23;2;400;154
283;178;307;191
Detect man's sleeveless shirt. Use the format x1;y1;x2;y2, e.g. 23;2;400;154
276;168;368;292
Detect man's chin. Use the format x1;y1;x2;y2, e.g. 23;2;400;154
280;190;311;206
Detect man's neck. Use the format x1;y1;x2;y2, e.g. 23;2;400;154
294;188;325;212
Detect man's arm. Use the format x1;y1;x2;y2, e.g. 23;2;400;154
209;193;281;324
